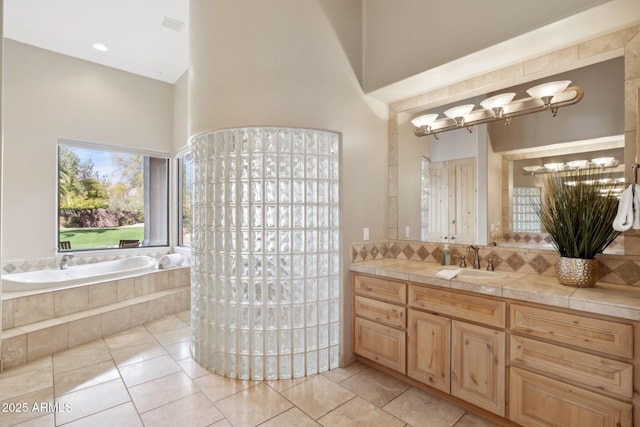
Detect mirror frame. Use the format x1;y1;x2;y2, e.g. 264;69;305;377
388;25;640;255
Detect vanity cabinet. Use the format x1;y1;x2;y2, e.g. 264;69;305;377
509;304;634;427
352;271;637;426
407;284;506;416
353;274;407;373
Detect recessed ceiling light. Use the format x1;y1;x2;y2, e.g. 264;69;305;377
93;43;108;52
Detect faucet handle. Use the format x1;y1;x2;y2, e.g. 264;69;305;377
486;258;502;271
458;255;466;268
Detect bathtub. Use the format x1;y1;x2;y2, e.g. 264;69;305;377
2;256;158;292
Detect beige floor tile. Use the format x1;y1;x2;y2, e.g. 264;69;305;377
383;387;465;427
175;310;191;323
10;414;55;427
0;367;52;401
109;340;168;367
152;326;191;347
144;315;188;334
280;375;355;419
318;396;405;427
55;378;131;425
52;339;112;374
339;368;409;407
321;362;367;384
54;359;120;396
215;382;293;426
260;407;320;427
119;354;182;387
104;325;156;349
60;402;143;427
193;373;256;402
210;419;233;427
0;387;54;427
453;413;503;427
164;339;192;361
140;392;224;427
265;376;310;392
178;357;211;379
128;371;198;413
0;356;52;380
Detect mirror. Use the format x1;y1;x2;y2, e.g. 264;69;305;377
397;56;625;248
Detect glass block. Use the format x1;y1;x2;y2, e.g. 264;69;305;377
318;301;328;324
238;355;250;380
293;329;305;353
265;230;277;253
293;304;305;328
265;155;277;177
251;180;262;203
279;329;291;353
265;330;278;355
318;254;329;277
266;357;278;380
318;156;329;179
292;254;305;277
279;254;290;277
306;327;317;351
306;351;318;376
306;206;317;228
329;299;339;322
279;305;291;329
329;346;339;369
293;279;305;303
267;281;277;304
318;324;329;348
329;322;339;346
279;180;291;203
265;206;277;229
292;180;304;203
306;302;318;326
279;155;291;177
238;330;250;354
305;278;317;302
251;356;263;381
279;231;291;253
306;230;317;253
279;355;292;379
293;156;305;178
252;330;263;355
265;180;277;203
293;206;305;228
293;353;305;378
318;348;329;373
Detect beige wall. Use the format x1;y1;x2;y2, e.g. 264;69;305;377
189;0;388;362
2;40;174;260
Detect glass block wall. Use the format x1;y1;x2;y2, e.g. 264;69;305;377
190;127;341;380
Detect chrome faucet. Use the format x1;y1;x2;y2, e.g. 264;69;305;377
60;253;75;270
467;245;480;269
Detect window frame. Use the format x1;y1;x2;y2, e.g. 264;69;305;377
57;138;170;252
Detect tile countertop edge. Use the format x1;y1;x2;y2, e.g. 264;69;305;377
350;259;640;322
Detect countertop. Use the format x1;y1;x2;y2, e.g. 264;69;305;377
350;258;640;322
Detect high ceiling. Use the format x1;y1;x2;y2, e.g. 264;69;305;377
3;0;638;92
4;0;189;84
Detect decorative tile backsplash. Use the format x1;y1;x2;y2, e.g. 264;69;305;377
351;240;640;288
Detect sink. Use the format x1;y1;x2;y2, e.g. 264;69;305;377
437;266;508;281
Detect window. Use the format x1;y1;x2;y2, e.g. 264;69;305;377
178;151;192;246
57;140;169;251
512;187;541;232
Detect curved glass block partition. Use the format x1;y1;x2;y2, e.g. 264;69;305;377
190;127;341;380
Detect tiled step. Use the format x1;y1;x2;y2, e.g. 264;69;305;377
1;284;190;370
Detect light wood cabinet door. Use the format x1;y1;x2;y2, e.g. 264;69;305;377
354;317;406;373
510;367;632;427
451;320;505;416
407;309;451;393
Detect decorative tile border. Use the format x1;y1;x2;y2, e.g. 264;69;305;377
351;240;640;288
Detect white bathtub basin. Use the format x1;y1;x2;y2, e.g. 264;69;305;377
2;256;158;292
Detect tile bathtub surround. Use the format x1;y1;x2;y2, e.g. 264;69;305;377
1;268;191;370
0;312;502;427
351;240;640;287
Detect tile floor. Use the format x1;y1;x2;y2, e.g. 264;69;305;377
0;311;501;427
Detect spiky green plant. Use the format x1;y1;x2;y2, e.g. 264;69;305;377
536;169;623;259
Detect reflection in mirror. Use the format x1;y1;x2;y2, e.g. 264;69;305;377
397;56;624;249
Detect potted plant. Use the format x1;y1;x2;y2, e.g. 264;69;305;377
536;168;623;287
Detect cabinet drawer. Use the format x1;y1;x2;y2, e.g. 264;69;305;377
408;285;505;328
509;367;632;427
354;317;406;374
355;296;406;328
510;304;633;359
510;336;633;399
354;274;407;304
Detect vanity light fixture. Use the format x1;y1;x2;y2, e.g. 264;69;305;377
544;162;565;171
591;157;616;167
413;81;584;138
